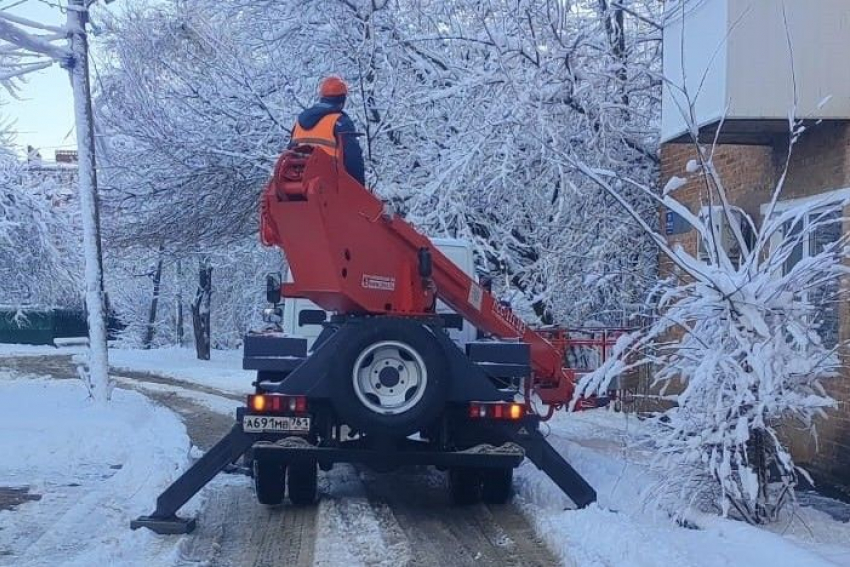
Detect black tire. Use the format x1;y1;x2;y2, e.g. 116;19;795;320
330;318;449;438
287;461;318;506
254;459;286;505
481;467;513;504
449;467;481;505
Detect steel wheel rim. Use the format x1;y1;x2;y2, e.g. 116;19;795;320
352;340;428;415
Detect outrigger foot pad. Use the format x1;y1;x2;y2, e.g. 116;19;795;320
130;515;197;534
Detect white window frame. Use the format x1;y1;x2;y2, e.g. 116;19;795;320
760;187;847;348
760;188;849;268
759;187;850;216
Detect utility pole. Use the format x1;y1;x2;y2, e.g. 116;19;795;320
64;0;111;403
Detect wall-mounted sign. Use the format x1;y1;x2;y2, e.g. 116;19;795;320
665;209;689;236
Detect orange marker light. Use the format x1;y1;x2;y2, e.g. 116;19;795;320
252;395;267;412
509;404;523;420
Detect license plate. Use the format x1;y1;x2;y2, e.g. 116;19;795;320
242;414;311;433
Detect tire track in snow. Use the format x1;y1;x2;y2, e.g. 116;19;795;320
356;467;559;567
108;370;320;567
177;478;316;567
313;464;412;567
315;462;558;567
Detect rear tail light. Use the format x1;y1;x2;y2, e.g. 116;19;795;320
247;394;308;414
251;394;266;412
468;402;526;421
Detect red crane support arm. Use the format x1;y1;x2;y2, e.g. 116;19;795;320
260;148;573;405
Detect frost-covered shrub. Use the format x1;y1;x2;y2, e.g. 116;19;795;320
574;144;848;524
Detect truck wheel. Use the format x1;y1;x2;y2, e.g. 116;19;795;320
254;460;285;505
481;468;513;504
332;319;448;438
449;467;481;505
287;461;318;506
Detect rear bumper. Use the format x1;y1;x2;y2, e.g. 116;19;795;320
252;438;525;469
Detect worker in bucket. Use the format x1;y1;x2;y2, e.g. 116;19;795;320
288;75;366;186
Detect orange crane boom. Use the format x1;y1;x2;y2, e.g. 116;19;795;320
261;146;574;411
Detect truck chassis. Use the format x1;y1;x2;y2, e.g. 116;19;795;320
132;316;595;534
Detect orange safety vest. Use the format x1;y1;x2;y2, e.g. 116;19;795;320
291;113;341;158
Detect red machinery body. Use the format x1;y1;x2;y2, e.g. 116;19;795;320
261;147;575;410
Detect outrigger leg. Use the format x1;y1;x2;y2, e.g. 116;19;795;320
131;424;253;534
508;425;597;509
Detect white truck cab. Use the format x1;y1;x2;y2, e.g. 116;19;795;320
282;238;477;349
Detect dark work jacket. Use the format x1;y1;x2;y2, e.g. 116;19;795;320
288;99;366;185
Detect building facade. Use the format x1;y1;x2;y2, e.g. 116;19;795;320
659;0;850;491
660;129;850;492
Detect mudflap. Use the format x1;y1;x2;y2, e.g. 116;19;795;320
506;423;597;509
130;424;253;534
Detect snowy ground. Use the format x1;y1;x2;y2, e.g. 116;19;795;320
108;347;253;396
0;371;193;566
0;344;253;395
0;343;86;358
2;345;849;566
514;411;850;566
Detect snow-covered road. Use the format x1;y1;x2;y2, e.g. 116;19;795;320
1;351;559;567
2;348;849;566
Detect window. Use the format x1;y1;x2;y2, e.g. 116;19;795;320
775;207;842;349
298;309;327;327
697;206;752;269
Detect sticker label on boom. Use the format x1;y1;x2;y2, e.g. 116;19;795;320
492;302;527;336
362;274;396;291
468;283;483;311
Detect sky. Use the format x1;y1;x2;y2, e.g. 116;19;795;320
2;1;76;160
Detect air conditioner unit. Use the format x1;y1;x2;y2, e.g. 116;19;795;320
697;206;750;267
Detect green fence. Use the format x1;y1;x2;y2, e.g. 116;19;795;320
0;308;88;346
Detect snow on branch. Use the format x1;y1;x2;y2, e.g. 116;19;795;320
0;18;69;62
0;8;71;92
96;0;662;329
569;119;849;523
0;10;66;35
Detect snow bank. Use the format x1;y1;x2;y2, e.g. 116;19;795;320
0;343;85;357
108;346;253;395
0;372;191;566
515;411;850;567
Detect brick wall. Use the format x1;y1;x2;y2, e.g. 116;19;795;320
658;124;850;491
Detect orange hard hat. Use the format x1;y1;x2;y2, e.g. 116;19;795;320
319;75;348;98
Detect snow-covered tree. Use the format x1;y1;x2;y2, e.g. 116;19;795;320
389;0;662;324
0;151;81;309
96;0;662;334
104;244;281;350
571;123;848;523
